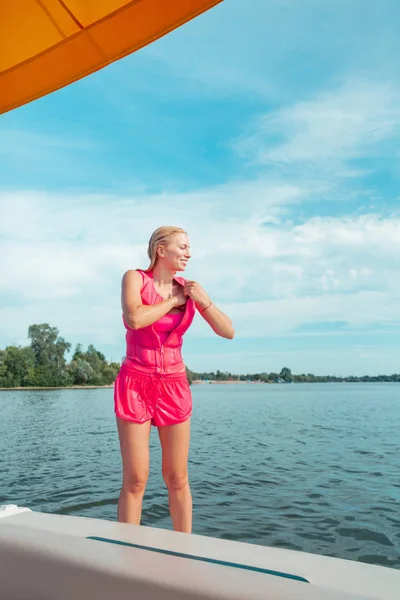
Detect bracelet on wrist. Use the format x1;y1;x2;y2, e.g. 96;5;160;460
201;301;212;312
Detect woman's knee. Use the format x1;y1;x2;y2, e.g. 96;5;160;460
162;468;189;492
122;471;149;495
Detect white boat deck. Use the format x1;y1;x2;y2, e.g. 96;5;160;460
0;505;399;599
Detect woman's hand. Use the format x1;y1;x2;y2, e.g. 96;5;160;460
183;280;210;310
183;279;234;339
172;288;187;309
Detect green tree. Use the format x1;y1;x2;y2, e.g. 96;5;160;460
28;323;57;365
28;324;71;366
279;367;292;382
101;363;120;385
69;343;114;385
0;346;35;387
186;367;194;385
69;358;94;385
72;343;84;360
27;323;71;386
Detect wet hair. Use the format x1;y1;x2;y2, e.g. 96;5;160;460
146;226;186;271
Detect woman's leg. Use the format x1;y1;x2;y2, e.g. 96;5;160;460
158;419;192;533
116;417;151;524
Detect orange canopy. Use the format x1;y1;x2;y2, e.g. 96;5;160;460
0;0;222;115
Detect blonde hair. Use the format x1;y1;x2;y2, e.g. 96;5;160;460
146;226;186;271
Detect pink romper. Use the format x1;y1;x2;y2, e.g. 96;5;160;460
114;269;196;427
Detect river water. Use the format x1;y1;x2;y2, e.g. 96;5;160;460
1;382;399;568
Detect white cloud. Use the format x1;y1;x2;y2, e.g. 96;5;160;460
1;188;399;351
237;79;400;176
219;290;397;338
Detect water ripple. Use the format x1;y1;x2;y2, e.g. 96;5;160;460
1;383;399;570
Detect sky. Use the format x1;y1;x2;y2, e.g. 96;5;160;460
1;0;400;377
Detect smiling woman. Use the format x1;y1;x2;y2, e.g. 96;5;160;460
114;225;234;533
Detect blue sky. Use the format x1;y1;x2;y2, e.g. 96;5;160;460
1;0;400;376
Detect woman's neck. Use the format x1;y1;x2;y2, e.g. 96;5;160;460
152;264;175;285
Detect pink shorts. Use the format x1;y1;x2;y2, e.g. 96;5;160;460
114;363;192;427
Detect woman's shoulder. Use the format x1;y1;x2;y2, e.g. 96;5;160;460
122;269;147;284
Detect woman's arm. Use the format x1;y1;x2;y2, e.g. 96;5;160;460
122;270;180;330
184;280;235;340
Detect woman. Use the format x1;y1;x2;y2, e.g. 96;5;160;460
114;226;234;533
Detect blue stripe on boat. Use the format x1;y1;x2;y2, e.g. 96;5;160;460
87;536;309;583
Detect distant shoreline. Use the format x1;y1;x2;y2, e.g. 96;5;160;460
1;380;398;391
191;380;400;385
0;385;114;391
192;380;265;384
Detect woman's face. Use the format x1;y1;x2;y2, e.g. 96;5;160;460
160;233;191;271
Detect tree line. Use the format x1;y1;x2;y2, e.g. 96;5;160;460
0;323;120;388
1;325;398;388
185;366;400;384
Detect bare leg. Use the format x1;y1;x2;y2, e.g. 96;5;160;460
158;419;192;533
116;417;151;524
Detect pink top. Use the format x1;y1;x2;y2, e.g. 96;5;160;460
153;311;184;345
122;269;196;374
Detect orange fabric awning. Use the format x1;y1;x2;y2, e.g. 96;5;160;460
0;0;222;115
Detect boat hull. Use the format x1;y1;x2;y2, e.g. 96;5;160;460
0;506;399;600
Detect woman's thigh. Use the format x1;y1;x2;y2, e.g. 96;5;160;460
116;417;151;482
158;419;191;477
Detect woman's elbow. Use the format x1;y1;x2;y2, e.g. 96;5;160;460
126;314;140;330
